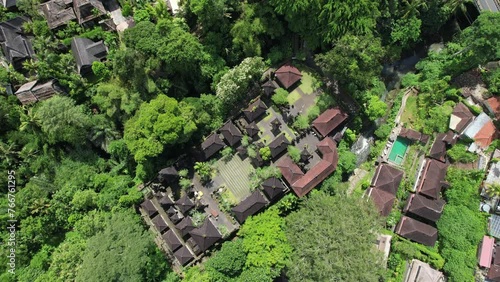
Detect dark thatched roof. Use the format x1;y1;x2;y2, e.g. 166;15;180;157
40;0;76;29
220;120;242;146
243;99;268;122
175;195;194;214
371;164;404;195
157;194;174;209
201;133;225;160
396;216;438;246
245;122;259;137
275;64;302;89
140;199;158;218
312;108;348;137
189;218;221;251
176;217;195;237
174;245;194;266
269;134;291;158
367;187;395;217
232;190;268;223
0;16;35;69
261;177;286;201
416;159;449;199
404;194;445;222
152;215;168;234
262;79;278;95
71;37;107;75
163;229;182;252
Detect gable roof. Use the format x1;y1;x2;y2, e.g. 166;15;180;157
278;137;338;197
312;108;348;137
40;0;76;29
269;134;291;158
367;187;396;217
261;177;286;201
404;259;445;282
262;79;278;95
15;80;61;105
428;132;454;162
416;159;449;199
243;99;268;122
449;102;474;132
71;37;107;75
371;164;404;195
174;245;194;266
158;166;178;183
0;16;34;67
404;194;445;222
245;121;259;137
140;199;158;218
201;133;225;160
275;64;302;89
396;216;438;246
478;235;495;268
486;96;500;120
175;195;194;214
152;215;168;233
220;120;242;146
163;229;182;252
157;194;174;209
189;218;221;251
474;119;497;149
232;190;268;223
175;217;195;237
73;0;106;25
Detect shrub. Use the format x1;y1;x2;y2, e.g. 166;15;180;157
447;143;478;163
293;114;309;130
287;146;301;163
272;88;289;106
179;178;192;191
178;169;188;178
259;147;271;161
374;123;392;140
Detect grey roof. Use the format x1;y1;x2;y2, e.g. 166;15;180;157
189;218;221;251
157;194;174;209
475;0;500;12
0;16;34;68
175;195;194;214
40;0;76;29
269;134;291;158
232;190;268;223
261;177;286;201
245;122;259;137
243;99;268;122
220;120;242;146
2;0;16;8
490;215;500;239
463;112;491;139
174;245;194;266
74;0;106;25
70;37;107;74
175;217;195;237
486;162;500;186
201;133;225;160
140;199;158;218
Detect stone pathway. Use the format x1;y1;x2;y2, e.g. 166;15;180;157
347;168;368;196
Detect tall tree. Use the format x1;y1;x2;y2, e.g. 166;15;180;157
285;191;384;282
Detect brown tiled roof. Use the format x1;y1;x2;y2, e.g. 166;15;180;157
232;190;268;223
174;245;194;266
220;120;242;146
269;134;291;158
312;108;348;137
261;177;286;201
486;96;500;120
245;122;259;137
175;195;194;214
488;264;500;281
399;128;421;141
278;137;338;197
163;229;182;252
429;134;448;162
277;156;305;185
416;159;449;199
367;187;395;217
201;133;225;160
275;64;302;89
449;102;474;132
396;216;438;246
404;194;445;222
189;218;221;251
152;215;168;234
243;99;268;122
140;199;158;218
175;217;195;237
371;164;404;195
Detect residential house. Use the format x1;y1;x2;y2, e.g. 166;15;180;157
201;133;225;160
275;64;302;90
73;0;106;26
174;245;194;266
366;163;403;216
152;215;168;234
269;134;291;159
312;107;348;138
40;0;76;29
15;79;63;105
220;120;242;147
261;177;287;202
403;259;445;282
163;229;182;252
449;102;474;133
70;37;108;75
157;166;178;184
463;112;497;149
488;245;500;281
366;187;395;217
399;128;430;144
404;194;445;222
0;16;35;70
416;159;449;199
278;137;338;197
485;96;500;120
188;218;221;252
242;99;267;122
175;217;195;238
262;79;279;96
429;132;456;162
175;195;194;214
396;216;438;246
231;190;268;223
478;235;495;268
245;121;259;137
140;199;158;218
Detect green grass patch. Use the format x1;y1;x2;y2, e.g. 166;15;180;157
400;95;418;128
299;72;316;94
222;188;239;205
287;90;302;105
263;112;274;122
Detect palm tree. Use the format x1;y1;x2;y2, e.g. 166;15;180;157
19;106;41;133
89;124;121;152
487;183;500;198
0;141;18;166
401;0;428;18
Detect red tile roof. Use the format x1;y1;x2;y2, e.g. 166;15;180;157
278;137;338;197
367;187;396;216
312;108;348;137
275;64;302;89
486;96;500;120
479;235;495;268
475;120;497;148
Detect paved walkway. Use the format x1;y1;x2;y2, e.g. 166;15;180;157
347;168;368;196
395;87;415;124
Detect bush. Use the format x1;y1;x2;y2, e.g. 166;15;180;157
272;88;289;106
287;146;301;163
293;115;309;130
122;4;132;17
221;147;234;161
178;169;188;178
179;178;192;191
306;105;320;121
374;123;392;140
447;143;478;163
259;147;271;161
